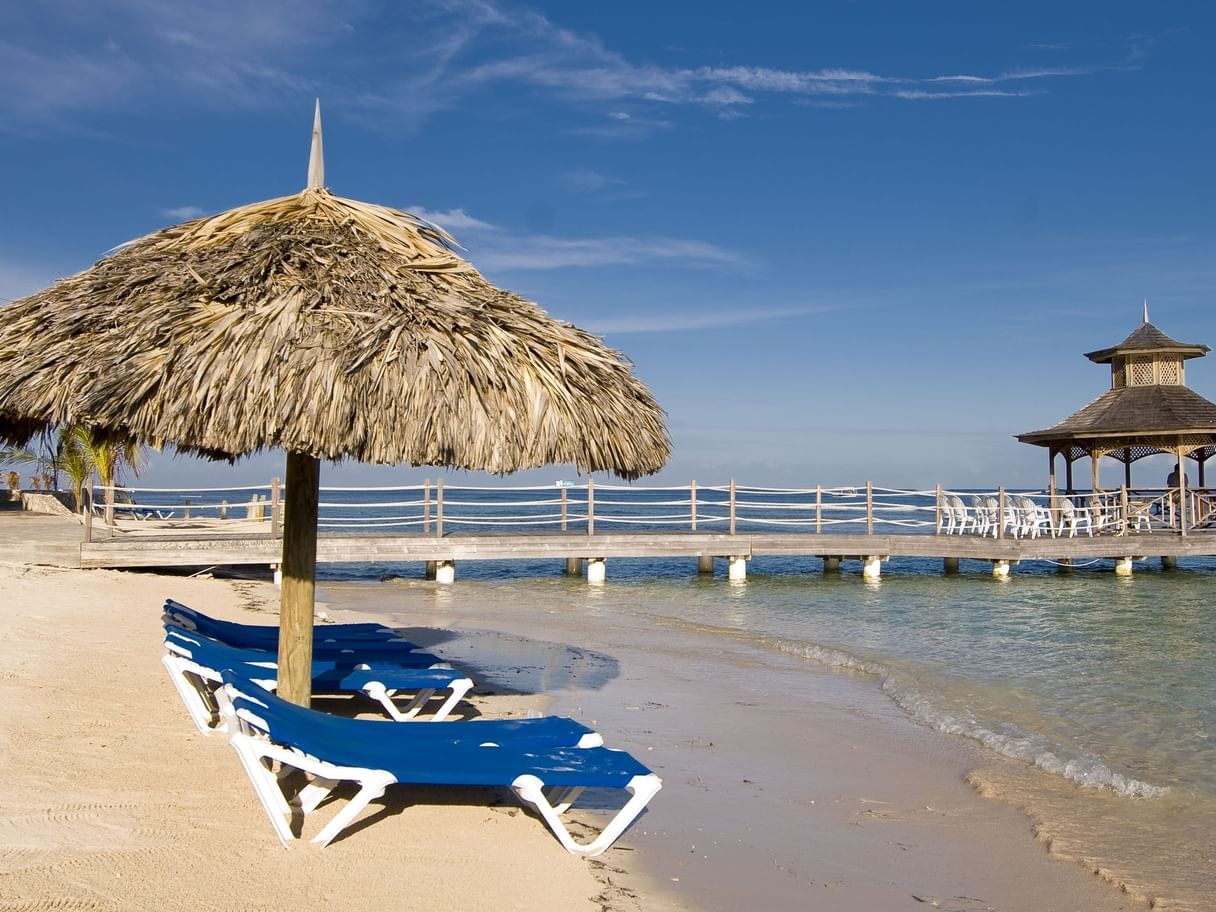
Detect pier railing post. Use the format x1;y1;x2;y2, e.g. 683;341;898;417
998;487;1006;540
270;476;282;538
815;485;822;534
423;480;430;534
935;483;942;536
436;479;444;538
561;485;568;532
690;480;697;531
866;481;874;536
1120;484;1129;536
729;479;737;535
82;483;93;543
587;478;595;535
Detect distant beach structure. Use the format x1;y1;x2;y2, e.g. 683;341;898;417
1017;307;1216;499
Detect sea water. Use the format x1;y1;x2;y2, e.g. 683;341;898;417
319;553;1215;908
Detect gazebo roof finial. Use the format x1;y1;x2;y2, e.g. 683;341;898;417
1143;298;1150;325
307;99;324;190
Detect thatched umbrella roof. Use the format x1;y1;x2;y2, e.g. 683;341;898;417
0;186;668;477
0;105;669;704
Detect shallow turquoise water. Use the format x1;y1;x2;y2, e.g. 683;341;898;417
325;553;1216;906
326;554;1216;801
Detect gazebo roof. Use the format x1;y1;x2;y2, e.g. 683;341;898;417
1018;384;1216;445
1084;321;1209;364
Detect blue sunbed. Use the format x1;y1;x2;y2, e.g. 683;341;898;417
162;625;473;728
163;598;420;653
220;671;661;856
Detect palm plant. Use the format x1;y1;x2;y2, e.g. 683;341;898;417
55;426;145;516
56;430;93;512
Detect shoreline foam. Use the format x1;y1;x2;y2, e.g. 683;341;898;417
327;576;1148;911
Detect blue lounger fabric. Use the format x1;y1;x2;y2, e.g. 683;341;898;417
222;670;600;747
164;598;419;651
162;625;476;727
220;670;660;855
165;623;444;669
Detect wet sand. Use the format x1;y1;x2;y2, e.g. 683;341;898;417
328;576;1145;911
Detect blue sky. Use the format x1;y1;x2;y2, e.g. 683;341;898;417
1;1;1213;491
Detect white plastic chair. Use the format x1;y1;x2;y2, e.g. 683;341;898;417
983;497;1000;537
938;495;956;534
971;496;992;537
1088;495;1115;534
948;495;974;534
1125;501;1152;533
1057;498;1092;537
1018;497;1051;539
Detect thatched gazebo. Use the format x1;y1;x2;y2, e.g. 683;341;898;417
0;105;670;704
1017;307;1216;532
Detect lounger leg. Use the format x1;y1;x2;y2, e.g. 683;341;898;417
544;786;585;814
361;677;475;722
361;681;432;720
297;775;341;813
310;771;395;847
161;653;220;733
511;772;662;857
226;729;395;848
226;733;299;847
423;678;475;722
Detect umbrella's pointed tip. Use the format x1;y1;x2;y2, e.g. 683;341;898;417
307;99;325;190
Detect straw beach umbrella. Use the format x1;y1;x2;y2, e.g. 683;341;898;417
0;105;670;705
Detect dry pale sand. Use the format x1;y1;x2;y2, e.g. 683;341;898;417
0;561;671;912
0;522;1147;912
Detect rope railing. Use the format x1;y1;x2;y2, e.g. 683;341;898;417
83;479;1214;540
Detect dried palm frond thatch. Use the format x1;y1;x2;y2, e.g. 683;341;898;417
0;107;670;707
0;188;669;478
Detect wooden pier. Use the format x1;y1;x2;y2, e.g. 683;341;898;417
75;528;1216;580
49;479;1216;579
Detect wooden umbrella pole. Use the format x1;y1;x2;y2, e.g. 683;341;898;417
277;451;320;706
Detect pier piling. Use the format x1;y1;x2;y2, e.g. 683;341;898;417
587;557;606;583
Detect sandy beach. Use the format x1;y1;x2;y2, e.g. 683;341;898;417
0;556;662;911
0;513;1146;911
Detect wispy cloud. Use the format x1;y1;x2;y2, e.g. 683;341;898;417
162;206;206;220
0;0;348;127
0;0;1142;131
473;234;743;271
581;304;833;335
892;88;1035;101
555;168;641;198
409;206;498;233
405;203;738;271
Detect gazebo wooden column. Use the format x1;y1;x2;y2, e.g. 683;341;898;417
1047;448;1058;517
1177;445;1189;538
277;451;320;706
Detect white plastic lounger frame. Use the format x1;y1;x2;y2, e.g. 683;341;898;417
161;646;473;733
220;688;661;857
